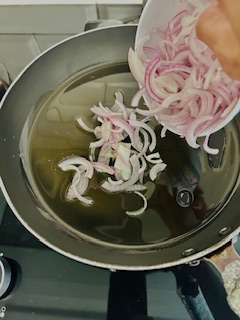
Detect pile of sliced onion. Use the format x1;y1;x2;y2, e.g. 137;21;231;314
128;0;240;155
59;91;166;216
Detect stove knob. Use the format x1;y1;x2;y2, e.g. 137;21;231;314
0;257;11;299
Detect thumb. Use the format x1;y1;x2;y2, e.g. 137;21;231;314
195;2;240;80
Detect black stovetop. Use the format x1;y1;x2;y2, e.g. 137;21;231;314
0;191;239;320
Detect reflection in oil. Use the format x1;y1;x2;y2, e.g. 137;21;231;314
156;128;202;208
26;63;240;246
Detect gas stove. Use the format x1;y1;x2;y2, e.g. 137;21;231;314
0;191;239;320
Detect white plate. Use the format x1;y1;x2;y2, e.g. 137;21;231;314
135;0;210;49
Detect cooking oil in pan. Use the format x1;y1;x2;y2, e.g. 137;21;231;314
27;62;240;246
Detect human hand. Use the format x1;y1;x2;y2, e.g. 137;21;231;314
196;0;240;80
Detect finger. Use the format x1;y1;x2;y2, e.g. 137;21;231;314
196;4;240;79
195;4;224;45
218;0;240;41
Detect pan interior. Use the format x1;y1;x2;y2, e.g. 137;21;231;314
24;61;240;247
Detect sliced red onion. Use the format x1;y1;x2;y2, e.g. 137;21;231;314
156;39;179;61
89;138;105;149
111;91;124;108
203;135;219;155
92;162;115;175
151;75;179;100
96;142;111;163
126;184;147;192
144;54;163;103
128;48;145;85
101;154;141;192
221;97;239;118
114;143;132;181
101;121;112;141
91;105;122;119
107;177;124;186
169;10;188;32
94;126;102;139
139;154;147;173
111;92;130;121
185;115;213;149
60;165;93;205
137;128;150;158
149;163;167;181
146;152;163;164
110;116;142;151
131;87;146;107
161;126;168;138
200;99;240;137
76;118;94;133
125;191;147;217
135;35;151;61
63;166;82;200
58;156;94;179
160;92;186;109
129;120;156;152
202;60;220;90
187;89;214;116
71;191;93;206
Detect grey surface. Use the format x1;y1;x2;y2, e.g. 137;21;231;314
0;245;191;320
147;271;191;320
0;246;109;320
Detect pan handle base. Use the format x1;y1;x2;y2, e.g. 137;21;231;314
206;241;240;317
